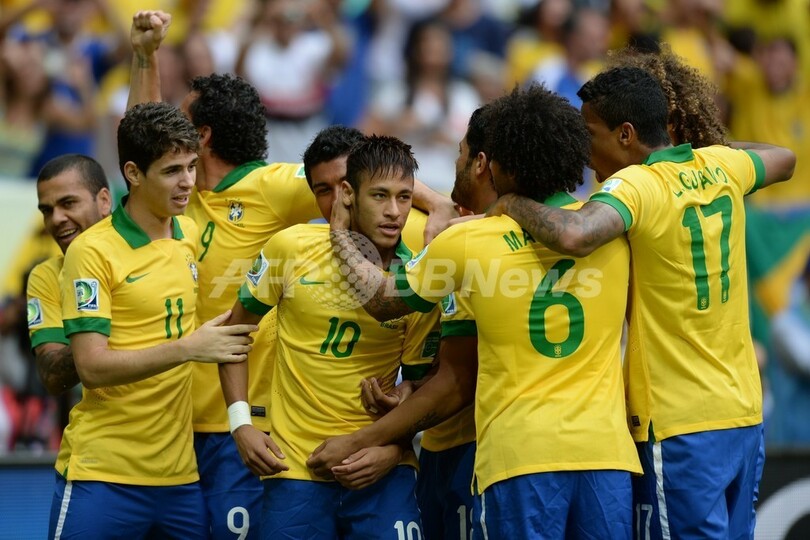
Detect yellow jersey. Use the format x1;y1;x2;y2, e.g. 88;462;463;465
420;292;477;452
590;143;766;441
59;205;200;486
185;161;320;432
27;255;68;348
240;224;439;480
397;192;640;493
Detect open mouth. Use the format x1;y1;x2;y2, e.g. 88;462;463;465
56;227;78;241
379;224;401;237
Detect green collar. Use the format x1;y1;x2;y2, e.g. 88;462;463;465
538;191;578;208
212;160;268;193
395;239;413;261
643;143;694;166
112;197;185;249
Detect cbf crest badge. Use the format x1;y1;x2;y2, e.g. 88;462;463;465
228;201;244;223
186;254;198;284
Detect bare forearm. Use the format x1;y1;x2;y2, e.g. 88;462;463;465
355;373;471;448
329;230;413;321
35;346;80;395
127;52;160;109
501;196;623;257
74;339;186;389
219;361;249;406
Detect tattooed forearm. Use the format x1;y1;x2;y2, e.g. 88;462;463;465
504;196;624;257
36;345;80;395
408;411;441;439
330;230;414;321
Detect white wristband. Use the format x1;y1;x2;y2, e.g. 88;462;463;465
228;401;252;434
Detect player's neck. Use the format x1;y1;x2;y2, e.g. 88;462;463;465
196;155;235;192
124;196;174;241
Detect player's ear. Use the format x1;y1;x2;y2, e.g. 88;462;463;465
619;121;635;147
475;152;489;177
340;180;354;206
123;162;142;189
96;187;113;216
198;125;212;148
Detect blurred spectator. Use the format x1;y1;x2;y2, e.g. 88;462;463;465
236;0;349;163
725;36;810;209
8;0;128;176
361;18;481;193
526;6;609;107
504;0;573;87
0;40;48;178
437;0;513;78
770;257;810;444
365;0;448;87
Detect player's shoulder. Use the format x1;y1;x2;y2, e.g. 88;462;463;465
67;215;114;254
175;214;199;238
256;162;308;184
268;222;328;249
31;255;64;278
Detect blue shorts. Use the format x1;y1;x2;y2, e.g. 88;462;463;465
48;473;207;539
195;432;263;539
262;465;422;539
416;442;475;540
632;424;763;540
473;470;632;540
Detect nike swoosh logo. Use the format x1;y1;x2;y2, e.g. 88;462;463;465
299;276;325;286
125;273;150;283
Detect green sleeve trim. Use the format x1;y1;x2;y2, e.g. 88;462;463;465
394;265;436;313
30;328;70;348
401;363;433;381
63;317;111;337
238;283;273;316
441;320;477;338
590;192;633;231
745;150;766;194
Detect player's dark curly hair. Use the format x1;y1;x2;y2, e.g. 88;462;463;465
606;45;727;147
302;125;365;187
486;84;590;200
188;74;268;165
117;102;199;187
578;67;671;148
346;135;418;191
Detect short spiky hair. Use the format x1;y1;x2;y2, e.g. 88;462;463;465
189;74;268;165
118;102;199;182
302;125;365;187
345;135;418;191
607;45;727;147
578;66;671;148
486;84;590;200
37;154;109;196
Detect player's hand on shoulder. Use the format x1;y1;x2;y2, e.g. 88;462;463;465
131;10;171;56
233;425;289;477
185;310;258;363
485;193;519;218
423;198;458;244
332;445;403;490
307;433;362;479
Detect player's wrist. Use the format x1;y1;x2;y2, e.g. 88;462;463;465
228;401;253;433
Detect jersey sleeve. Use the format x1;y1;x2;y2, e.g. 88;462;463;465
238;229;293;316
742;150;766;194
400;306;441;381
395;224;468;311
439;293;477;338
61;241;112;337
589;173;650;232
261;164;321;228
27;261;68;348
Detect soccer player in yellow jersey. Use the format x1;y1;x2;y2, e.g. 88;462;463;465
220;135;440;539
27;155;112;396
128;12;455;538
315;86;641;538
488;67;797;538
50;102;257;539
